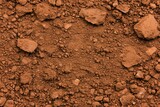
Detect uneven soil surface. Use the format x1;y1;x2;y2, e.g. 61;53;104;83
0;0;160;107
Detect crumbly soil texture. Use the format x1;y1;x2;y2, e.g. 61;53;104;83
0;0;160;107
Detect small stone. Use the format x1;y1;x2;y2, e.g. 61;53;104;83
92;101;102;107
45;104;52;107
0;0;3;4
16;4;33;16
130;84;146;99
150;3;157;9
64;23;72;30
94;96;103;101
34;2;57;21
134;14;160;40
17;39;38;53
18;0;27;5
141;0;150;5
103;97;110;103
20;72;32;84
155;64;160;72
79;8;107;25
53;99;63;106
48;0;56;5
135;71;144;79
72;79;80;86
144;75;151;81
0;81;5;89
42;68;57;81
141;103;149;107
122;46;142;68
116;4;130;13
115;81;126;91
146;47;157;56
50;89;65;100
120;93;135;106
0;97;6;106
21;57;31;65
112;0;118;7
4;100;14;107
56;0;63;6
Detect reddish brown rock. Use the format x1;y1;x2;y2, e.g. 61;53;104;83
0;97;6;106
42;68;57;81
17;39;38;53
34;2;57;21
122;46;142;68
155;64;160;72
134;14;160;39
116;4;130;13
146;47;157;56
120;93;135;106
79;8;107;25
20;72;32;84
16;4;33;16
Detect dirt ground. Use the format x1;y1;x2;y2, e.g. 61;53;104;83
0;0;160;107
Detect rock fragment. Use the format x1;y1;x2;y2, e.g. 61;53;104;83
120;93;135;106
122;46;142;68
141;0;150;5
72;79;80;86
146;47;157;56
115;81;126;91
56;0;63;6
20;72;32;84
79;8;107;25
130;84;146;99
0;97;6;106
134;14;160;39
17;39;38;53
48;0;56;5
34;2;57;21
50;89;65;100
4;100;14;107
135;71;144;79
16;4;33;16
116;4;130;13
155;64;160;72
18;0;27;5
42;68;57;81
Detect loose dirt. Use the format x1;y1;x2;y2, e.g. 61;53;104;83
0;0;160;107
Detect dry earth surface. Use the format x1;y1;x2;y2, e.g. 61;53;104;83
0;0;160;107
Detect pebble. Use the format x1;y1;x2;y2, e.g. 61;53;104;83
116;4;130;13
64;23;72;30
21;57;31;65
50;89;65;100
134;14;160;40
115;81;126;91
135;71;144;79
34;2;57;21
20;72;32;84
92;101;102;107
72;79;80;86
56;0;63;6
141;0;150;5
0;97;6;106
122;46;142;68
4;100;14;107
48;0;56;5
79;8;107;25
155;64;160;72
146;47;157;56
16;4;33;16
120;93;135;106
17;39;38;53
94;96;103;101
150;3;157;9
42;68;57;80
18;0;27;5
